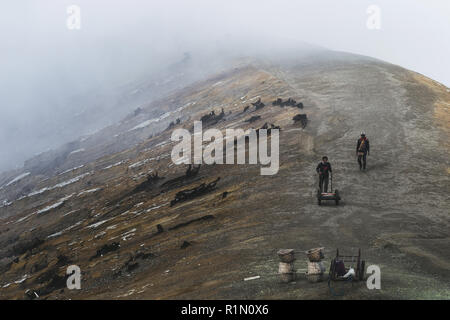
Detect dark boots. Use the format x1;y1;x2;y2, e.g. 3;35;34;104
358;154;367;171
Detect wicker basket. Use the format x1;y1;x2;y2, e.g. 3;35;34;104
280;272;296;283
277;249;295;263
278;262;296;274
307;261;326;274
306;247;324;262
306;273;324;283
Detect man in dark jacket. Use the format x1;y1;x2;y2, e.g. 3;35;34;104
316;156;332;193
356;132;370;170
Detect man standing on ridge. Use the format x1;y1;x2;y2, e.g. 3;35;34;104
356;132;370;171
316;156;332;193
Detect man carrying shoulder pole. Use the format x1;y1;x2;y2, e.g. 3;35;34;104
356;131;370;171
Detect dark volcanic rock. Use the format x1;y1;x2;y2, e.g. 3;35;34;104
133;172;164;193
200;108;225;126
90;242;120;260
245;116;261;123
251;98;265;110
170;178;220;207
169;215;215;231
13;238;44;257
161;165;201;191
181;241;192;249
293;114;308;128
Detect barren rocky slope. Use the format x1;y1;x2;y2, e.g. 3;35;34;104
0;51;449;299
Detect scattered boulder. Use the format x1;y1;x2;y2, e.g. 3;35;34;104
90;242;120;260
251;98;265;110
30;255;48;273
56;254;72;267
293;114;308;128
169;215;215;231
181;241;191;249
161;165;201;191
166;119;181;130
127;262;139;272
245;115;261;123
256;123;281;137
115;249;155;277
35;267;68;296
200;108;225;126
185;164;201;178
170;178;220;207
12;237;44;256
133;250;155;260
133;172;164;193
272;98;283;106
272;98;303;109
166;121;176;130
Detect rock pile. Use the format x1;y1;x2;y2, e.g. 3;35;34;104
200;109;225;126
272;98;303;109
251;98;265;110
133;172;164;193
170;178;220;207
256;123;281;137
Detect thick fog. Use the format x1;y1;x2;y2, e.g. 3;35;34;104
1;0;449;173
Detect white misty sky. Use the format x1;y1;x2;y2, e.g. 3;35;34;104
0;0;449;172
